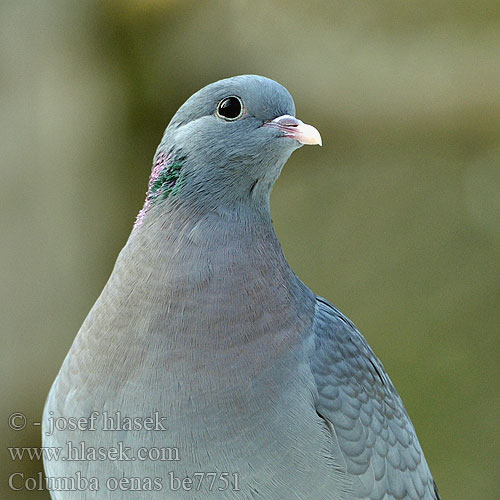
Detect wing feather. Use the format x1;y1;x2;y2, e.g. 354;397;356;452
310;297;439;500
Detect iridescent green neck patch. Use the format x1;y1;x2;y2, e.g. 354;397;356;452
135;150;185;228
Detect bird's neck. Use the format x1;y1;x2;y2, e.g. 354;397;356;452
128;199;291;291
133;146;280;230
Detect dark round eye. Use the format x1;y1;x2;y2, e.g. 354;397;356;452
216;96;244;121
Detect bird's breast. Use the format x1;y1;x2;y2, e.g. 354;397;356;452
43;212;337;499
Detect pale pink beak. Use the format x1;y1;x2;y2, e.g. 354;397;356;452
263;114;322;146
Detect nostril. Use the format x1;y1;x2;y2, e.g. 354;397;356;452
271;114;301;128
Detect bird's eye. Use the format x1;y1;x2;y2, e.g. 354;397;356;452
216;96;244;121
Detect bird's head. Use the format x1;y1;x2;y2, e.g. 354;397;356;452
136;75;321;225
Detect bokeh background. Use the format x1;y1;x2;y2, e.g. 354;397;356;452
2;0;499;498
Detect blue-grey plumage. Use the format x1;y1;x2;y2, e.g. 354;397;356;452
43;75;439;499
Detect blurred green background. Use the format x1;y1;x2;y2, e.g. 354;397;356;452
1;0;499;498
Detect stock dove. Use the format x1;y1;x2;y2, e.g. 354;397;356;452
43;75;440;500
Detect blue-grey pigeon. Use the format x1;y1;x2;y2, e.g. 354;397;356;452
43;75;440;500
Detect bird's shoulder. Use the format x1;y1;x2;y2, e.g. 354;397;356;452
308;296;440;500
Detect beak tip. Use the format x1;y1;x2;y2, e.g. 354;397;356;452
300;125;322;147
